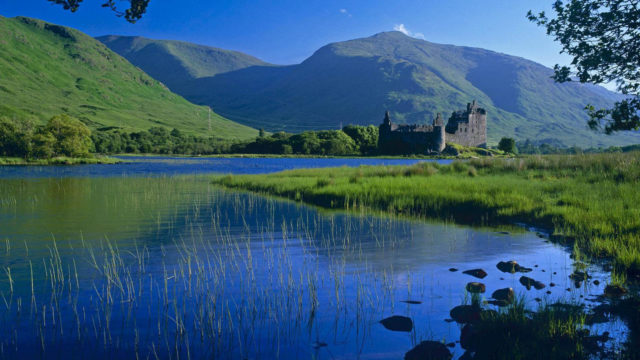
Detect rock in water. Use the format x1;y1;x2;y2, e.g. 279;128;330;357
466;282;486;293
450;305;482;324
491;288;514;303
462;269;488;279
496;260;532;273
380;315;413;332
519;276;546;290
405;341;452;360
449;268;458;272
604;284;627;297
401;300;423;305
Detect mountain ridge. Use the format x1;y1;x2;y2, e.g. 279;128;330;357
101;30;638;147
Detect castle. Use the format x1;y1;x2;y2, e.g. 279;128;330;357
378;100;487;154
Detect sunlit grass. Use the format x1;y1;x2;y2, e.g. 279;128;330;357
213;152;640;276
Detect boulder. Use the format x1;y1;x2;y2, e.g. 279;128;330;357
466;282;486;293
491;288;514;304
405;341;452;360
462;269;488;279
380;315;413;332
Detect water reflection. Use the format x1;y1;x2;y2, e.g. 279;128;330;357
0;175;618;359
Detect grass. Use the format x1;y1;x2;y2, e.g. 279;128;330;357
0;156;120;165
213;151;640;276
0;16;258;139
466;299;604;360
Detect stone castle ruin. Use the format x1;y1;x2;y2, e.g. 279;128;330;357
378;100;487;154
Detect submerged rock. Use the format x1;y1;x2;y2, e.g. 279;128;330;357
405;341;452;360
312;341;327;349
491;288;514;304
401;300;423;305
466;282;486;293
519;276;546;290
450;305;482;324
462;269;488;279
449;268;458;272
380;315;413;332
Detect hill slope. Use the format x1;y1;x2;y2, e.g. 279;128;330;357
0;16;257;139
97;35;270;94
104;31;638;147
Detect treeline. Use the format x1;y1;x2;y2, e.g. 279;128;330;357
92;124;380;156
3;114;639;159
0;115;92;159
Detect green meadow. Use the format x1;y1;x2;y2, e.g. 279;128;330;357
213;152;640;276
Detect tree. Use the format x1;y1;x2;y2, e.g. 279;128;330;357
45;114;93;157
528;1;640;134
498;137;518;154
47;0;150;23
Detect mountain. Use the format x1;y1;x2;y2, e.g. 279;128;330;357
97;35;271;94
102;31;637;147
0;16;257;139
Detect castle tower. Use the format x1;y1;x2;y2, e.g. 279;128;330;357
433;113;444;126
383;111;392;126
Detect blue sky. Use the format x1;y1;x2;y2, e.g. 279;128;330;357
0;0;567;67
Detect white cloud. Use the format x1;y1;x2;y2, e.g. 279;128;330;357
339;8;352;17
393;24;425;39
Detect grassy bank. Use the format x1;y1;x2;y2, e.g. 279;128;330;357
0;156;120;165
213;152;640;276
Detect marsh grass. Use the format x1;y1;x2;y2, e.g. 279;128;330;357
213;152;640;276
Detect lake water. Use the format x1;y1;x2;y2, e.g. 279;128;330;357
0;157;619;359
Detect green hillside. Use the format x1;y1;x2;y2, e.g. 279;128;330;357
0;16;258;139
97;35;270;94
104;31;637;147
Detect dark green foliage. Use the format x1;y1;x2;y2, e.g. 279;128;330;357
342;125;379;155
231;130;359;156
528;1;640;134
45;114;92;157
91;127;240;155
48;0;150;23
498;137;518;154
0;114;92;159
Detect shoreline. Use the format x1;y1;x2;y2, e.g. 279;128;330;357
0;156;121;166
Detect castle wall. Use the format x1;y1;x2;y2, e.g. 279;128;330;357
379;124;445;154
445;103;487;148
377;102;486;154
